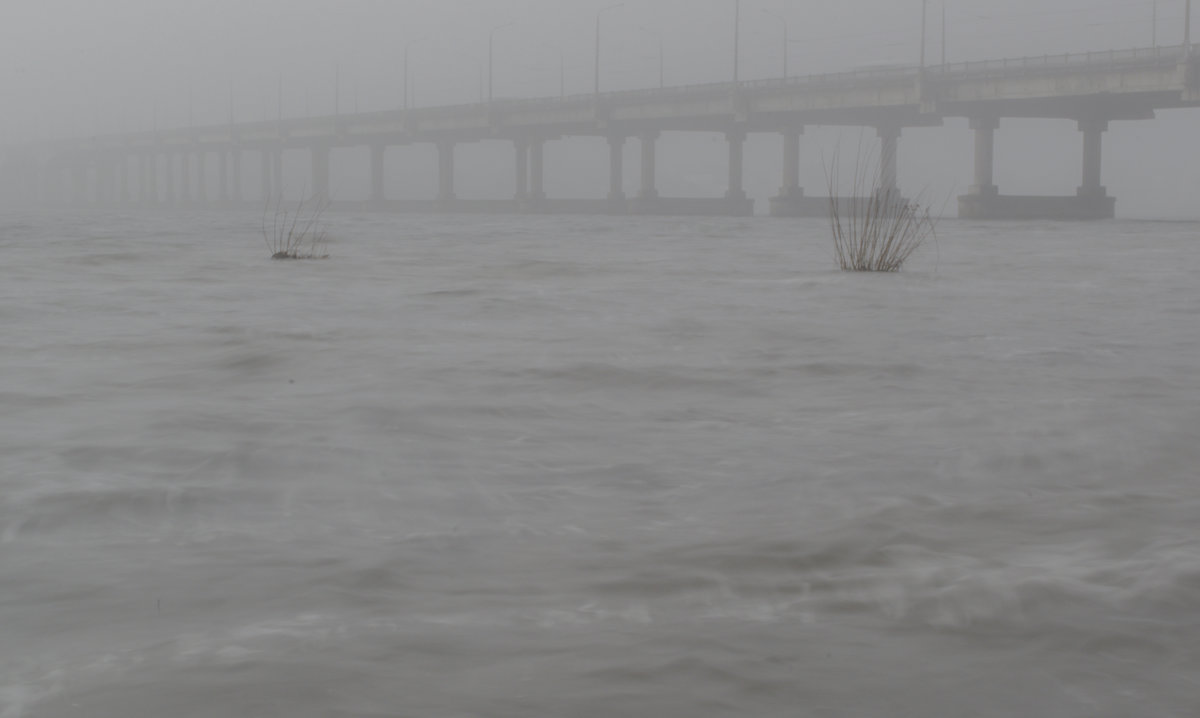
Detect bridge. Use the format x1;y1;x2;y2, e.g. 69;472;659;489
5;43;1200;220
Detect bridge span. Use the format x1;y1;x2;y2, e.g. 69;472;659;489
6;43;1200;220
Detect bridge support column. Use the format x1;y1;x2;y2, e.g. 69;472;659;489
529;139;546;203
260;149;272;202
770;128;812;216
218;150;229;203
514;138;530;204
1078;118;1107;198
117;157;130;206
181;152;192;205
970;116;1000;196
310;144;329;203
723;129;754;215
147;153;159;206
726;130;747;201
369;143;386;206
437;141;456;207
607;135;627;212
196;151;207;204
95;160;112;206
877;124;901;198
273;149;284;201
165;153;178;206
231;149;243;203
639;131;659;200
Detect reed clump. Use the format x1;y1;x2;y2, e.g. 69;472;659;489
261;195;331;260
825;149;935;272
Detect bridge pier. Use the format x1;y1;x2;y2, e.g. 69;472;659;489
437;141;456;206
217;151;229;203
196;151;208;204
722;130;754;216
310;144;329;204
529;139;546;203
370;143;386;206
231;149;243;203
260;149;271;202
514;138;530;203
769;128;812;216
181;152;193;206
877;124;901;198
607;135;626;212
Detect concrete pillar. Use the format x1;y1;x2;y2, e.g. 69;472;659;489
231;149;243;202
139;154;150;205
726;130;747;201
639;131;659;199
310;144;329;203
369;143;386;205
94;161;111;205
437;141;456;204
147;153;159;206
514;138;529;201
165;153;177;205
218;151;229;202
117;157;129;205
530;139;546;200
273;149;284;201
260;149;272;201
1078;118;1108;197
969;116;999;195
181;152;192;205
607;135;626;202
780;128;803;199
196;151;208;203
877;124;901;197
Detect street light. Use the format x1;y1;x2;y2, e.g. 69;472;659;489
636;26;665;89
760;9;789;78
490;21;516;103
734;0;741;83
595;3;624;96
920;0;928;70
403;37;427;111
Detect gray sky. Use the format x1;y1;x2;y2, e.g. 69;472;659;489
0;1;1180;139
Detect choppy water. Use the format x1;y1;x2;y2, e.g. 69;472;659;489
1;209;1198;717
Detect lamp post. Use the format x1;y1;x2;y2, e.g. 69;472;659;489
490;21;516;103
761;9;789;78
635;26;665;88
734;0;741;83
1187;0;1192;55
595;3;624;97
403;38;426;111
920;0;928;70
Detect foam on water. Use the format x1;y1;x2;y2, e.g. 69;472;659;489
1;210;1198;717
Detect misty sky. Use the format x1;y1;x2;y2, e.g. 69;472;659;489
0;1;1183;140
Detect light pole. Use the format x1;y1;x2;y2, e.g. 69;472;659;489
761;9;789;78
734;0;741;83
1187;0;1192;54
490;21;516;103
403;38;426;111
595;3;624;97
920;0;928;70
636;26;665;88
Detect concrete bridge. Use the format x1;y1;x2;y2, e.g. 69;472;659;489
6;43;1200;220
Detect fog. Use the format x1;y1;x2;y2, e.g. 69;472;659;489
3;0;1198;216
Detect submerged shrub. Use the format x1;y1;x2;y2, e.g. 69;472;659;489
825;148;935;272
262;195;331;260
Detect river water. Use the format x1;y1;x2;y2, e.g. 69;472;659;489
1;210;1198;717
